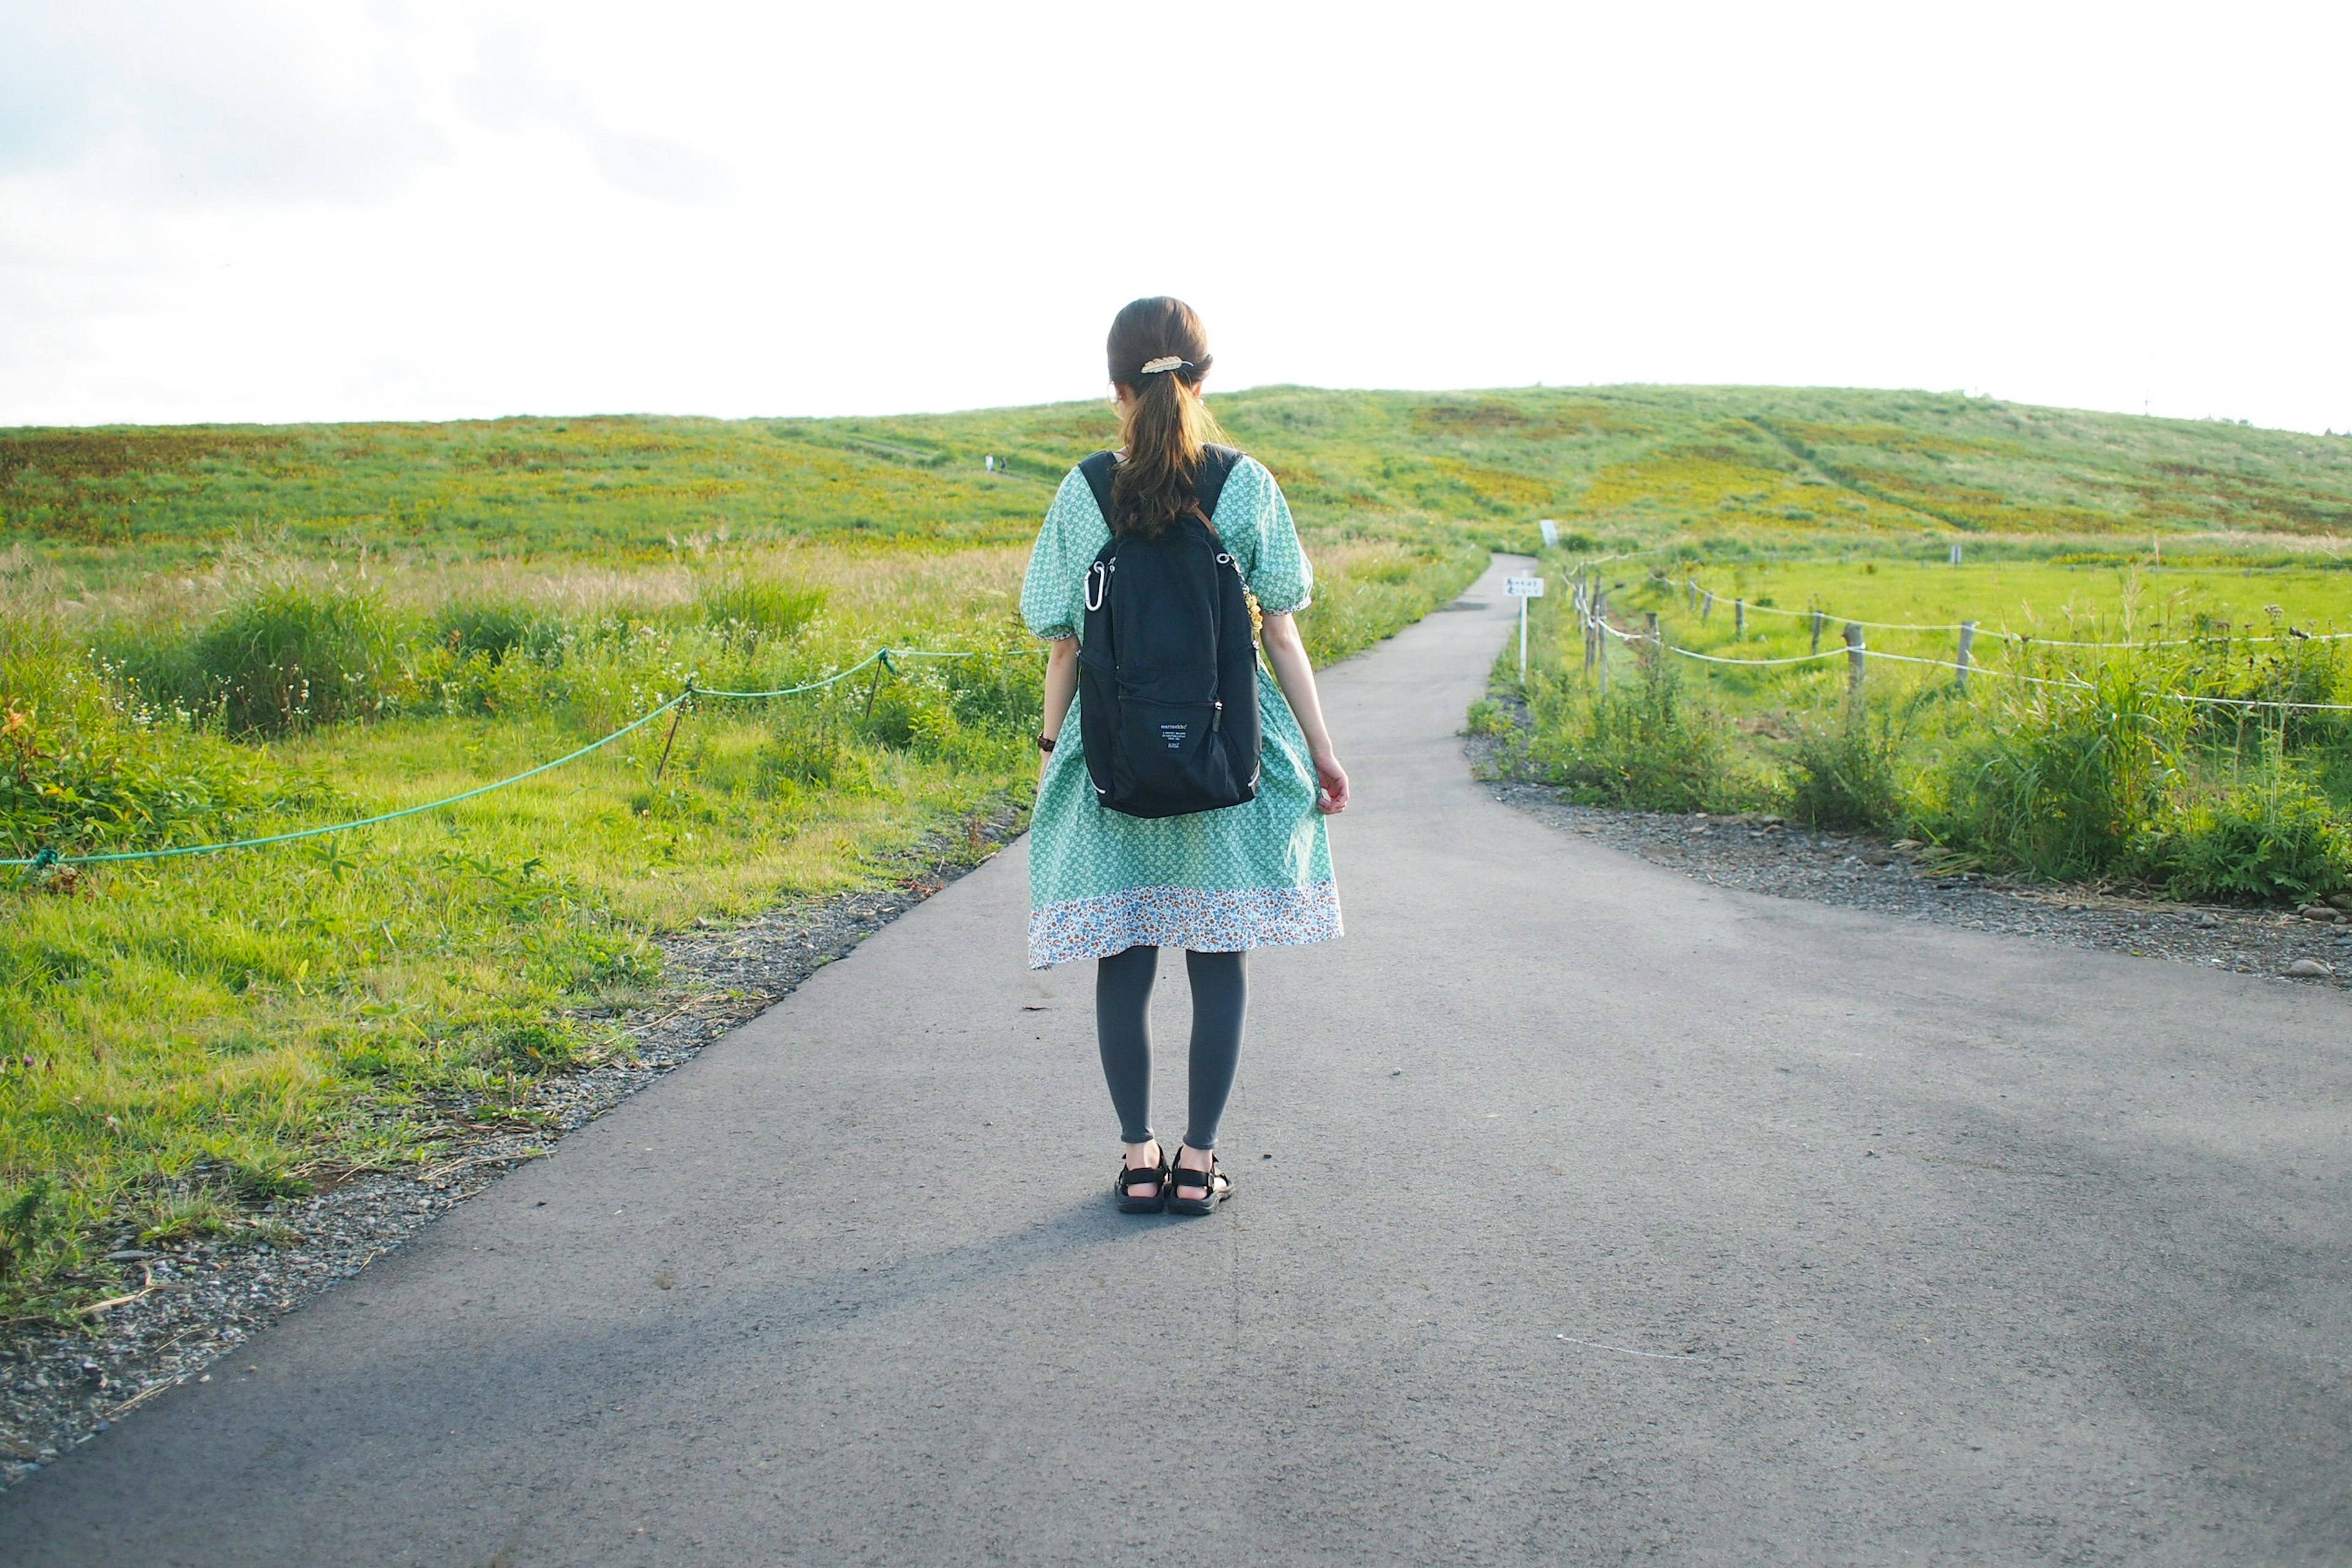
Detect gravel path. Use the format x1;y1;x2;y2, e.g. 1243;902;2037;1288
0;801;1023;1490
1476;766;2352;993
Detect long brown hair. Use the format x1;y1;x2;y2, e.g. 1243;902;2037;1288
1105;296;1229;538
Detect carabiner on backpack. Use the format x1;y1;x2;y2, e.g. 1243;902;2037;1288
1085;559;1110;614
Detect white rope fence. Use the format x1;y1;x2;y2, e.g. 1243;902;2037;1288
1570;578;2352;712
1670;575;2351;649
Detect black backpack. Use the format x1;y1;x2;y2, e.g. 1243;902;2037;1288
1074;445;1261;819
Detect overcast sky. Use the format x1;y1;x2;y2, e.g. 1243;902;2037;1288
2;1;2345;433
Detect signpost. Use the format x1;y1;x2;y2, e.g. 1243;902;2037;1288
1506;574;1545;676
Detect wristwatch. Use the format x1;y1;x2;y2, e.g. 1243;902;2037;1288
1037;733;1057;753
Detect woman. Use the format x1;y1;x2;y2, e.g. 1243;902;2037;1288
1021;296;1350;1216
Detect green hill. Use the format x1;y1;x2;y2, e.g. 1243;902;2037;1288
8;386;2350;586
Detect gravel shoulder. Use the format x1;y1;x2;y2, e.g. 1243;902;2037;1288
0;801;1025;1489
1474;743;2352;994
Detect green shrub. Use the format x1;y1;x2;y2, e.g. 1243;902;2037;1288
757;707;851;794
2129;768;2352;903
0;704;284;859
1526;650;1754;812
857;676;951;754
1930;661;2185;880
415;646;499;717
0;1176;75;1280
130;1186;239;1247
434;600;537;662
0;1175;83;1315
1;621;313;858
179;581;409;734
224;1155;311;1203
1789;709;1906;831
1463;698;1517;739
2182;632;2352;752
943;650;1044;735
698;573;824;654
474;1016;586;1074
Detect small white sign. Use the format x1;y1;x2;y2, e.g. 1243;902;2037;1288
1538;519;1559;548
1506;576;1547;598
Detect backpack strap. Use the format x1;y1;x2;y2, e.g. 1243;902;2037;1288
1193;444;1242;524
1078;451;1119;528
1078;444;1245;530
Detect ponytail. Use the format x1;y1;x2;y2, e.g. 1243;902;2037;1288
1104;296;1227;538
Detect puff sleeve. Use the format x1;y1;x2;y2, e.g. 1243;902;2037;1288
1220;458;1313;614
1020;469;1109;641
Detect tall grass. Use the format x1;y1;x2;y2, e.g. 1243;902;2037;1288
697;571;826;655
1788;707;1907;831
1291;538;1489;665
1929;663;2185;878
0;529;1469;1323
1496;639;1762;813
1502;556;2352;902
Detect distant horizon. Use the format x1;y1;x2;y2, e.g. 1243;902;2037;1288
4;380;2343;440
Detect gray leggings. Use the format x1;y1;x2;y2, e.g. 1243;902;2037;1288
1095;946;1248;1152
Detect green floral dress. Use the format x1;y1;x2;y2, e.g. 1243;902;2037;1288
1020;454;1341;969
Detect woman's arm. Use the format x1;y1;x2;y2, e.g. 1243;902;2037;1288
1259;611;1350;814
1038;637;1079;778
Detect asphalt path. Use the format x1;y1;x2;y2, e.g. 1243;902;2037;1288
6;555;2348;1566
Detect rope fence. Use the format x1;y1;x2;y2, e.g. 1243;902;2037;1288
4;644;1042;871
1670;575;2351;649
1572;578;2352;712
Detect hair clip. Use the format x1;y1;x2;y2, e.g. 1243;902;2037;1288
1139;356;1189;375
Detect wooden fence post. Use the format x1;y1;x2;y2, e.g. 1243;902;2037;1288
1596;594;1609;696
1809;608;1823;656
1702;590;1713;623
1734;598;1744;641
1955;621;1976;692
1845;622;1866;698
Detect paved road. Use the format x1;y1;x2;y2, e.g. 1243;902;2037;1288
7;556;2348;1566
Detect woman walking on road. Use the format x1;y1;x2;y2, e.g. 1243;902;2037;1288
1022;296;1350;1216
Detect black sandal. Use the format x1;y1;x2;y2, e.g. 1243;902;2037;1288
1114;1143;1170;1213
1166;1149;1230;1216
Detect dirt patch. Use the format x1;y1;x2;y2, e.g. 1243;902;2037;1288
1476;748;2352;994
1;801;1025;1488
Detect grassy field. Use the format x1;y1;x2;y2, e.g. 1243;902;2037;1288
6;383;2350;1322
1490;549;2352;900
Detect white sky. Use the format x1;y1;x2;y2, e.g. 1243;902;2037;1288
2;0;2346;433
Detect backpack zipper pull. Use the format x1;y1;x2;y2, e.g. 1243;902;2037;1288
1212;699;1223;732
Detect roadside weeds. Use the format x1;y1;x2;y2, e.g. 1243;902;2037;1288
1476;739;2352;993
1;802;1025;1490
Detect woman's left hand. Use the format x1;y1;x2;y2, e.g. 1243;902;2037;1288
1313;752;1351;815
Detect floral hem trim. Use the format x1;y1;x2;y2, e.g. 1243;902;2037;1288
1028;881;1341;969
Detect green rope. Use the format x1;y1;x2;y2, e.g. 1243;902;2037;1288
693;648;888;701
3;643;1055;871
3;694;688;869
694;645;1042;701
